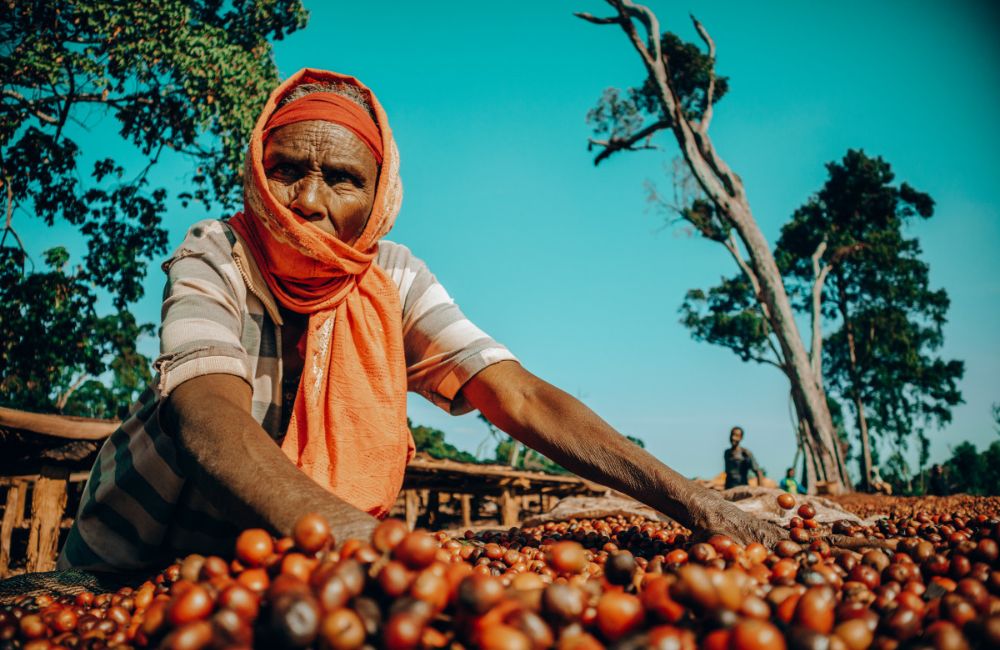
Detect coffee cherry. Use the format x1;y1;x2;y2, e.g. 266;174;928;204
383;611;423;650
729;619;787;650
457;574;505;615
167;584;213;625
393;531;438;570
268;592;320;648
596;591;644;641
319;608;366;650
542;583;586;623
549;541;588;574
372;519;409;553
798;504;817;520
605;551;637;586
235;528;273;567
293;513;332;554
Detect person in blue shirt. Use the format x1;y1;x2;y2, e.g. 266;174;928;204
778;467;805;494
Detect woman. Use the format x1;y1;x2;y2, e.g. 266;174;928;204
60;69;783;571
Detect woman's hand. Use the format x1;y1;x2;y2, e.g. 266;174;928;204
686;489;891;551
686;490;787;546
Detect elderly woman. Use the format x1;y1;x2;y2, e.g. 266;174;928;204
59;69;781;570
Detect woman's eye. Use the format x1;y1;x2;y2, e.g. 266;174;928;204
326;171;361;187
267;163;299;181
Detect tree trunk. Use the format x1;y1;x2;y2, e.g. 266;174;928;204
799;421;818;492
580;0;852;492
737;215;851;492
853;393;873;491
837;276;873;491
507;439;521;468
790;385;842;492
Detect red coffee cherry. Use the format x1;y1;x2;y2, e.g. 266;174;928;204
235;528;273;567
293;513;332;554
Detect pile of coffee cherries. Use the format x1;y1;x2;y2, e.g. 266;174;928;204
2;494;1000;649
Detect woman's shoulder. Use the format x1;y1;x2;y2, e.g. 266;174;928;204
167;218;238;258
375;240;432;283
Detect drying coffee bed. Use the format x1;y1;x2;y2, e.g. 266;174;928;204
2;493;999;649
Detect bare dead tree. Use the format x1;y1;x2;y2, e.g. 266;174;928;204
577;0;851;492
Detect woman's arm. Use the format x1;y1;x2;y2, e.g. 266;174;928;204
461;361;786;545
160;373;378;542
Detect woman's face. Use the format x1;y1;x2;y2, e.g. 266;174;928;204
263;119;379;245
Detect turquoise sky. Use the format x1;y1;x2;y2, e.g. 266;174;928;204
17;1;1000;481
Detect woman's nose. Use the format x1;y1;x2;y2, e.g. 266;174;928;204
289;177;326;221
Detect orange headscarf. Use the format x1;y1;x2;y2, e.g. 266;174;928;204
229;68;412;518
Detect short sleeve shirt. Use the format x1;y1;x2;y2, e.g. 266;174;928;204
59;219;517;570
723;446;760;489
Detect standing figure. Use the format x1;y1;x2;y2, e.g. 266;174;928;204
724;426;764;489
778;467;805;494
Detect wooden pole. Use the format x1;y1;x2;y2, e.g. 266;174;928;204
460;494;472;529
26;466;69;573
426;490;440;529
404;490;419;531
0;481;23;577
500;489;519;527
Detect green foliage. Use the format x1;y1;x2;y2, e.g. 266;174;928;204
408;418;480;464
625;435;645;449
680;275;774;365
0;0;307;416
0;243;153;418
889;439;1000;497
587;30;728;139
780;151;963;453
889;407;1000;496
494;437;570;475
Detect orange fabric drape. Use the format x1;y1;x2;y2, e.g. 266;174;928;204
229;68;412;518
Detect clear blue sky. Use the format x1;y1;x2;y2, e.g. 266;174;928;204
17;1;1000;481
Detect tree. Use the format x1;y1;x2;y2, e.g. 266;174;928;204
776;150;963;489
578;0;850;491
0;0;307;417
684;151;962;491
408;418;480;464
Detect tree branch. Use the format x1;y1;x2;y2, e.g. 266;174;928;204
2;89;58;124
595;1;741;202
810;240;831;386
589;119;670;165
723;232;785;366
54;56;76;141
690;14;717;132
55;373;90;411
748;354;788;374
723;232;764;313
573;12;620;25
0;180;29;259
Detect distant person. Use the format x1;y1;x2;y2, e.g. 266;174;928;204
871;467;893;495
779;467;805;494
724;426;764;489
928;464;949;496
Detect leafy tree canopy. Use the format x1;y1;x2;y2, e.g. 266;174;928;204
0;0;307;417
408;419;480;465
780;151;962;454
587;30;728;145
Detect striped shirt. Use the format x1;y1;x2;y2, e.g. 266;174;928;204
58;219;516;570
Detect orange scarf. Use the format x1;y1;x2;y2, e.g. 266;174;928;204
229;68;412;518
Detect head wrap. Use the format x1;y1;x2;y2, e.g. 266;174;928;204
264;92;384;165
228;68;411;518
